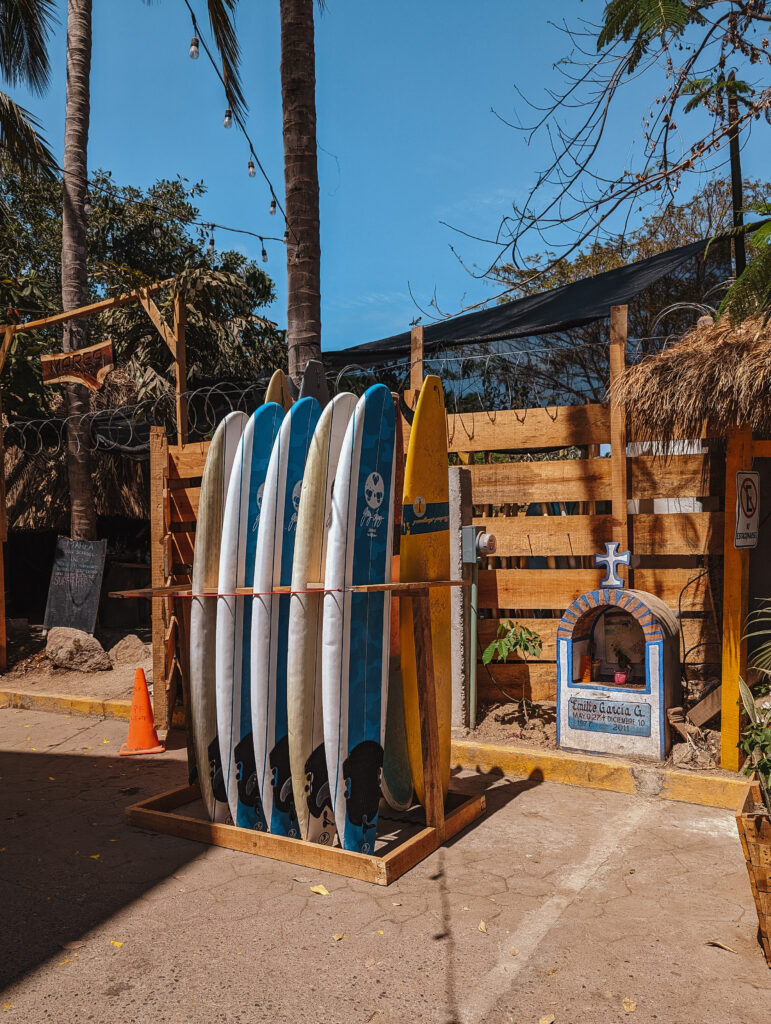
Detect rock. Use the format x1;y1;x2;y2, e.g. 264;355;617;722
671;739;716;770
46;627;112;672
109;634;152;667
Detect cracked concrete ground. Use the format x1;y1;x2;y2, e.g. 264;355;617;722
0;706;768;1024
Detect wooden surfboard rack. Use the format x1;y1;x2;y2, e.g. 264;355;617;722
121;582;485;885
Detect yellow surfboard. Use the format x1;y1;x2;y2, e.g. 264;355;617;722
264;368;293;411
400;375;451;805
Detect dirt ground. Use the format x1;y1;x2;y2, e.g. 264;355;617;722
2;623;151;702
0;706;767;1024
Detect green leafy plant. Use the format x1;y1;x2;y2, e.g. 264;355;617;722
738;676;771;816
482;621;542;666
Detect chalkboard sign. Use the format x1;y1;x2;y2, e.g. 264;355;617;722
43;537;107;634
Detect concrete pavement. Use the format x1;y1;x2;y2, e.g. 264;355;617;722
0;707;767;1023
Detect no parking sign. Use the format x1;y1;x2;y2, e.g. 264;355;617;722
735;471;760;549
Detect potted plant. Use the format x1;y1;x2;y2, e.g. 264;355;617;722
613;645;633;686
736;676;771;966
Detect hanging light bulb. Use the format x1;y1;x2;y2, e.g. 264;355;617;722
283;229;289;243
83;197;93;217
223;107;233;129
189;35;199;59
269;197;277;216
261;240;268;263
153;224;162;239
248;159;256;178
208;234;215;255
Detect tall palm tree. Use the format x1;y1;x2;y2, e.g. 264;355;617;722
60;0;96;539
0;1;56;175
280;0;322;382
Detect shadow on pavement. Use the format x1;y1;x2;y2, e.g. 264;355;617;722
0;746;194;989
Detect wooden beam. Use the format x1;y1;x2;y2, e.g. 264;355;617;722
720;428;752;771
0;389;6;670
150;426;170;732
138;293;177;356
411;588;445;840
0;325;14;376
173;290;188;446
410;325;424;392
5;278;172;334
609;305;630;585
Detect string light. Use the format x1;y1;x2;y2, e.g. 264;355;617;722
260;238;268;263
269;197;277;216
189;35;199;59
248;159;256;178
208;232;215;255
223;108;232;130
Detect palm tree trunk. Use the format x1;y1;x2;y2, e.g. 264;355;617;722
61;0;96;540
280;0;322;383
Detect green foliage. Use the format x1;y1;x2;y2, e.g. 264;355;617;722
598;0;692;71
738;676;771;814
718;204;771;325
482;620;542;666
0;170;284;417
681;76;751;115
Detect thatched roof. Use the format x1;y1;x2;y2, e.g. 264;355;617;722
612;316;771;442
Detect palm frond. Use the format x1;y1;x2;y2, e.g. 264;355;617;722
206;0;247;122
0;89;56;176
0;0;57;95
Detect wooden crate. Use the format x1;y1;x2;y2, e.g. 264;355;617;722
736;776;771;966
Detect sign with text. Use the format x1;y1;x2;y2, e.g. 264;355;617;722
43;537;107;634
568;697;651;737
41;339;113;391
735;471;760;549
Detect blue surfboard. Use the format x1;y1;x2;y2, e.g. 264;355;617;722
322;384;396;853
251;396;321;836
215;402;284;828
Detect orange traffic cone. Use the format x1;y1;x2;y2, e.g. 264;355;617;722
120;668;165;756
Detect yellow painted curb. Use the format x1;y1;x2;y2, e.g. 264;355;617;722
451;739;747;811
0;689;132;720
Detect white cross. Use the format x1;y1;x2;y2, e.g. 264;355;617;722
593;542;630;588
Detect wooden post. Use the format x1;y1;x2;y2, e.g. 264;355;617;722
0;388;7;671
173;290;188;447
720;428;752;771
411;587;445;841
609;305;631;586
404;325;424;410
150;426;170;731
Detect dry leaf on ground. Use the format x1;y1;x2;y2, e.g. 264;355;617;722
538;1015;555;1024
109;940;123;948
623;998;637;1013
310;884;330;896
510;947;519;956
478;921;487;933
706;940;737;953
332;933;346;942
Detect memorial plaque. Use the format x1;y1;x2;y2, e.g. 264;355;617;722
43;537;107;634
568;696;651;737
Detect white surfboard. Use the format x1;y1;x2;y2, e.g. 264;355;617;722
287;392;357;843
322;384;396;853
215;402;284;827
251;397;321;836
190;411;247;822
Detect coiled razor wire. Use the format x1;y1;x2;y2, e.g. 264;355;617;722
3;335;669;456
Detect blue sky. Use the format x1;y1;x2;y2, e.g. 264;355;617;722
10;1;767;350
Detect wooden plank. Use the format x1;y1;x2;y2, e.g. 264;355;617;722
171;530;195;569
468;458;611;505
478;567;713;612
150;427;170;731
476;615;718;663
410;325;424;392
0;325;14;376
630;454;721;498
174;290;188;446
138;293;177;356
752;440;771;459
168;443;210;479
467;454;720;506
169;486;199;523
8;279;171;333
609;306;630;585
474;511;722;557
721;429;751;771
687;685;722;728
411;589;445;839
477;661;557;703
447;404;610;453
